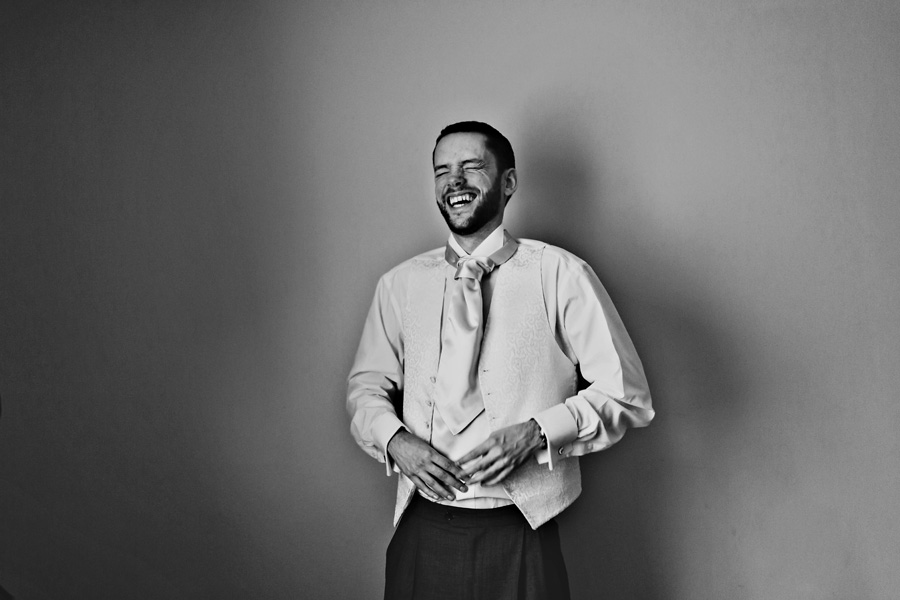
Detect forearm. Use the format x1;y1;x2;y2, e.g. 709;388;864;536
348;386;406;462
563;383;653;446
530;372;653;469
346;275;407;468
536;251;654;465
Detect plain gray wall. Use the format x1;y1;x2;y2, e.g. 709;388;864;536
2;1;898;598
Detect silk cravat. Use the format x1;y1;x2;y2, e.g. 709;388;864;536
433;234;518;434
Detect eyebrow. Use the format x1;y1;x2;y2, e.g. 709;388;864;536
433;159;486;172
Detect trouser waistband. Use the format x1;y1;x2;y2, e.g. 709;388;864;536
406;494;525;527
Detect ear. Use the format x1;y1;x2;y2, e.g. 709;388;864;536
502;167;518;201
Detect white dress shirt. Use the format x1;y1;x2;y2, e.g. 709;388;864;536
348;225;653;507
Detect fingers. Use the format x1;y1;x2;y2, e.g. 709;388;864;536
397;447;469;500
460;442;503;471
427;450;468;486
462;441;532;484
392;430;533;497
418;458;468;499
462;447;507;483
466;457;509;484
390;434;469;494
410;462;468;501
458;441;492;466
420;448;468;494
482;463;517;486
409;475;443;502
460;454;492;480
419;470;458;501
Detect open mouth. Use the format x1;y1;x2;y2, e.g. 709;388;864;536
447;192;476;208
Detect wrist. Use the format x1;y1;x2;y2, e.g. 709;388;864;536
529;419;547;451
386;429;407;457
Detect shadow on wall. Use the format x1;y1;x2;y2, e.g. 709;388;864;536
513;118;750;599
0;397;4;599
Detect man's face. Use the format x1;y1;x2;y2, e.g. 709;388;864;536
433;132;507;237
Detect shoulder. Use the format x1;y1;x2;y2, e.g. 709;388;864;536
516;238;593;274
378;246;446;287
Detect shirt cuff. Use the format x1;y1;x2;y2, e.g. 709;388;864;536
371;412;407;476
532;403;579;470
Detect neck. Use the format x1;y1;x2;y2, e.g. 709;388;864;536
451;219;503;255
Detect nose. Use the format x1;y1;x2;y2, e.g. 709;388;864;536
448;169;465;188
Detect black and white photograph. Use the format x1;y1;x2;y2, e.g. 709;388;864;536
1;1;898;598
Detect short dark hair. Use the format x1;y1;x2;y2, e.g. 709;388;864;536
433;121;516;172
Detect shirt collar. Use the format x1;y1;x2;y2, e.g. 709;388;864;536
447;225;506;258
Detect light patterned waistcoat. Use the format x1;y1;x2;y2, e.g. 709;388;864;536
396;241;581;529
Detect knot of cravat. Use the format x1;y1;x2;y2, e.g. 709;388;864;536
455;257;494;282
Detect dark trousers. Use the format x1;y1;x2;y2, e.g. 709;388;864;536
385;496;570;600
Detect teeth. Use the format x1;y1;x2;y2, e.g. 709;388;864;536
449;193;474;206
